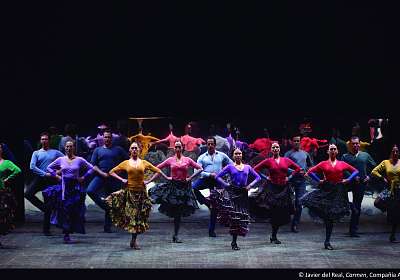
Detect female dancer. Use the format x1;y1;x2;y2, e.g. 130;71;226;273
302;144;359;250
212;148;261;250
106;142;169;249
254;142;301;244
0;144;21;247
44;140;94;244
148;139;203;243
371;144;400;243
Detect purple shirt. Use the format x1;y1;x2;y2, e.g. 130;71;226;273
47;156;94;199
216;164;261;188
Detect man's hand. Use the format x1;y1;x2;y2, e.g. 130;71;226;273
363;176;370;183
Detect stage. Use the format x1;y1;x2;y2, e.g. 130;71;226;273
0;193;399;269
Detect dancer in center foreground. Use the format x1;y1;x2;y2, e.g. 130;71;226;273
212;148;261;250
148;140;203;243
106;142;169;249
301;144;359;250
254;142;301;244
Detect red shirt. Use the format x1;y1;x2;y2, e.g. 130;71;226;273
306;160;357;184
300;137;327;153
180;135;205;152
249;138;273;152
254;157;301;186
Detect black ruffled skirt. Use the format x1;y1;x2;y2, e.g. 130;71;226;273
210;185;250;237
0;189;17;235
252;183;294;226
300;182;350;222
148;180;199;218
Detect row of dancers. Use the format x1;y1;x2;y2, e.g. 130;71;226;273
1;128;399;251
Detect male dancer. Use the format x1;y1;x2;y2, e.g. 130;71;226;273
284;135;313;233
192;136;233;237
341;135;376;237
26;132;64;235
87;129;129;232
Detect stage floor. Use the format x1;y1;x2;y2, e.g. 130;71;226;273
1;193;400;269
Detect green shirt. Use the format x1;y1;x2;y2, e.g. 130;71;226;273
0;160;22;189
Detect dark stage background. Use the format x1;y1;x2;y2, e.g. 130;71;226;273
1;1;400;220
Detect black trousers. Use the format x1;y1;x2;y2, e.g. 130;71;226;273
24;175;58;231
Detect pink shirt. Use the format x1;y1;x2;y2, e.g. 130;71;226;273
180;135;205;152
157;156;202;181
160;132;180;148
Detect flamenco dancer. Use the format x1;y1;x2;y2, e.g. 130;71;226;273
371;144;400;243
148;139;203;243
105;142;168;249
212;148;261;250
129;125;160;159
86;129;129;233
152;123;180;158
0;144;22;248
43;140;95;244
284;134;314;233
341;136;376;237
26;132;64;235
253;142;301;244
302;144;359;250
192;136;233;237
180;122;205;161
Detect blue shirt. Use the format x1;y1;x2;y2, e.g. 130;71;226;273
30;149;64;177
90;146;129;173
197;151;233;178
284;149;313;171
341;151;376;180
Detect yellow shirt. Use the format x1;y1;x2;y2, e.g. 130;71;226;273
109;159;160;190
346;140;371;154
129;133;160;159
371;160;400;192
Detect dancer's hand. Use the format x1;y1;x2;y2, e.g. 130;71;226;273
318;179;325;185
185;177;192;183
77;176;85;183
342;178;350;185
121;178;128;185
55;175;62;182
363;176;370;183
144;180;150;185
166;176;173;181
